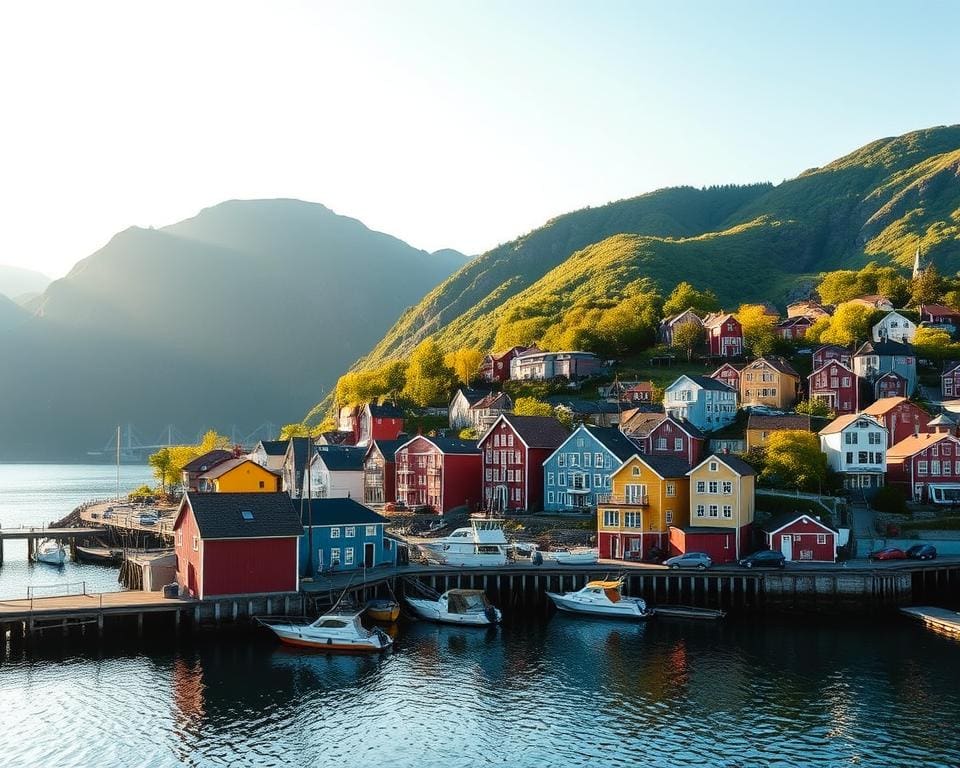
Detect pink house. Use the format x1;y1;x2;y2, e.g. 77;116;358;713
812;345;852;370
619;411;704;467
887;432;960;502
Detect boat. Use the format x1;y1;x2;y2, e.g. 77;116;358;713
76;545;123;565
365;598;401;623
546;579;654;620
405;589;502;626
420;517;508;567
257;611;393;653
540;547;599;565
32;539;66;566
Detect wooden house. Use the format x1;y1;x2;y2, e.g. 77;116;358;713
619;410;704;467
807;359;859;415
862;397;930;448
852;339;917;397
356;402;405;445
740;356;801;410
872;311;917;344
710;362;744;393
663;374;738;433
763;512;837;563
304;445;365;500
819;413;888;494
197;457;281;493
510;350;601;381
480;346;533;383
449;388;491;429
942;362;960;400
775;316;813;341
658;309;704;347
812;344;852;370
297;498;394;575
702;313;744;357
363;439;403;506
180;449;234;492
248;440;288;474
542;424;635;512
745;412;812;451
887;432;960;503
468;391;514;431
394;436;481;515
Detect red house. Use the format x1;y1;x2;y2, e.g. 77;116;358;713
362;439;403;506
942;362;960;399
480;346;534;383
480;414;569;513
622;381;655;403
776;316;813;341
874;371;908;400
710;363;744;393
173;492;302;600
762;513;837;563
807;360;859;415
812;344;852;370
920;303;960;327
356;402;405;445
394;436;481;514
702;313;743;357
862;397;930;448
887;432;960;502
619;411;704;467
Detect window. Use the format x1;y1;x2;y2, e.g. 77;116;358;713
494;434;500;448
570;453;580;466
558;473;566;486
674;438;683;452
345;548;354;566
624;511;641;528
845;452;853;464
485;469;492;481
869;432;882;445
696;504;705;518
723;505;732;518
666;482;676;497
547;472;555;486
722;481;732;495
632;466;641;476
709;504;719;517
817;534;827;545
665;510;673;524
192;535;199;552
584;453;592;467
177;530;183;547
595;453;604;466
507;434;514;447
558;454;566;467
845;432;858;445
918;461;928;476
709;461;718;472
330;548;341;565
696;481;706;493
366;525;377;536
342;526;354;538
657;437;668;450
515;451;521;465
594;473;602;487
603;509;619;527
932;460;941;476
331;527;341;538
547;491;555;503
708;481;718;494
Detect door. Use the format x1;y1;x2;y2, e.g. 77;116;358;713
780;534;793;561
611;537;620;559
364;542;375;568
316;548;323;572
625;484;647;504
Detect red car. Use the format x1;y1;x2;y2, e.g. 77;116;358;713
868;547;907;561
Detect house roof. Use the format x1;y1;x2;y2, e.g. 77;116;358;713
179;492;302;539
488;414;570;448
689;453;757;477
297;497;388;527
942;360;960;376
746;412;812;432
312;446;366;471
712;363;745;375
661;308;704;327
453;387;491;406
198;457;275;481
287;437;311;476
928;413;955;426
749;356;799;377
579;425;637;461
634;454;692;478
620;411;703;440
399;435;481;455
808;358;855;377
681;374;736;392
921;303;960;317
366;439;405;463
367;402;405;419
256;440;288;457
317;430;355;445
702;312;737;329
861;397;911;416
854;339;915;357
680;526;737;535
777;316;812;329
875;370;907;382
888;432;957;460
819;413;884;435
814;344;850;356
181;449;234;474
762;511;837;535
471;391;512;410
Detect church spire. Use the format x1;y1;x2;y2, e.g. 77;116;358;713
913;240;924;279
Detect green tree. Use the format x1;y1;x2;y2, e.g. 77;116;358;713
819;302;876;346
795;399;833;418
911;264;945;306
402;337;456;407
279;423;309;439
736;304;777;356
662;282;720;318
761;431;828;492
444;348;485;386
913;326;960;364
671;322;705;361
513;396;555;417
147;447;175;496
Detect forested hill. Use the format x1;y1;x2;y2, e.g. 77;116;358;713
0;199;466;460
354;125;960;366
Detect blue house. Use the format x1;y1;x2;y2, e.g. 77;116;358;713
296;498;395;576
542;424;635;512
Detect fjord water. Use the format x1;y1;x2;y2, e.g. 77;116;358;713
2;467;960;767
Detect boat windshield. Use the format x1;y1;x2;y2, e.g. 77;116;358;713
317;619;349;628
446;590;490;614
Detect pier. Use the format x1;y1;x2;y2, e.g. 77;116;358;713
900;606;960;639
0;527;104;565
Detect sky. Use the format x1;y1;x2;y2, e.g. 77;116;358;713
1;1;959;279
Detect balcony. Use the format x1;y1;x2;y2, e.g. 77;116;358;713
596;493;649;506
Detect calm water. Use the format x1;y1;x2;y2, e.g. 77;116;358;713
2;467;960;767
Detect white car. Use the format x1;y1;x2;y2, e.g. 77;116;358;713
137;512;159;526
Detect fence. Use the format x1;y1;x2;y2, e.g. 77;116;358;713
25;581;102;611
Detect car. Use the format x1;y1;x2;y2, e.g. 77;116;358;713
868;547;906;561
137;512;159;526
102;508;114;519
906;544;937;561
664;552;712;569
739;549;786;569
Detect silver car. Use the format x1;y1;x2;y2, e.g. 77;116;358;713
664;552;713;569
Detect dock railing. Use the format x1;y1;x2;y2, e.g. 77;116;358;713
25;581;100;611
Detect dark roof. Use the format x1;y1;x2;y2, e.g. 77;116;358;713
298;498;389;527
638;455;692;477
761;510;837;534
182;492;302;539
500;414;570;448
427;437;481;454
696;453;757;476
684;375;735;392
287;437;310;475
454;387;490;406
257;440;288;456
746;412;812;432
318;430;354;445
471;391;512;410
854;339;915;357
681;526;737;535
368;402;405;419
313;446;365;471
181;449;234;473
580;425;636;461
368;439;405;463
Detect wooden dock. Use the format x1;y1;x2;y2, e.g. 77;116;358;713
0;526;105;565
900;606;960;639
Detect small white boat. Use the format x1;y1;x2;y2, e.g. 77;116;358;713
257;611;393;653
405;589;502;626
546;579;654;620
33;539;66;566
421;518;508;567
540;547;599;565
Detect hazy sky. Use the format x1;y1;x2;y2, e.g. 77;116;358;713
2;1;958;278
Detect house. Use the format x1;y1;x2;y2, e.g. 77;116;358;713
362;439;403;506
671;454;756;564
887;432;960;502
807;359;859;415
928;413;958;437
942;362;960;400
449;387;491;429
919;303;960;334
180;449;234;492
874;371;909;400
549;399;622;427
480;346;533;383
745;412;812;451
787;300;831;320
509;349;601;381
663;375;737;433
197;457;281;493
740;357;801;410
596;455;690;560
248;440;288;474
659;309;704;347
819;413;888;493
316;430;355;446
479;414;569;513
619;410;705;466
813;344;852;370
710;362;745;393
848;294;894;311
468;391;514;431
296;497;394;576
702;313;744;357
775;316;813;341
394;436;481;514
173;492;302;600
542;424;636;512
304;445;365;500
707;410;748;455
621;381;656;404
281;437;311;497
356;402;405;445
762;512;837;563
854;339;917;398
872;311;917;344
861;397;930;447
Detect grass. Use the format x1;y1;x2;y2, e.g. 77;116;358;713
901;517;960;531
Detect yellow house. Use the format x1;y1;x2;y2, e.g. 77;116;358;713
674;454;756;563
740;356;801;410
596;455;690;560
197;457;281;493
745;412;812;451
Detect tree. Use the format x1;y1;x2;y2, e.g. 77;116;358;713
458;426;478;440
736;304;777;356
911;264;945;306
513;396;555;417
445;348;484;386
662;282;720;318
913;326;960;364
760;431;828;492
671;322;705;361
818;302;876;346
402;337;456;407
795;398;834;418
148;430;233;495
147;447;175;496
280;423;309;439
816;262;911;306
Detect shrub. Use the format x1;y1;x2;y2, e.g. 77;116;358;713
871;485;908;515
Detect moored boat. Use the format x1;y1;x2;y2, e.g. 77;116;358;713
365;598;401;623
76;545;123;565
421;518;508;567
546;579;654;620
405;589;502;626
257;612;393;653
33;539;66;566
540;547;599;565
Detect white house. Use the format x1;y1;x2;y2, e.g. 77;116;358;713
818;413;888;494
304;445;365;499
872;311;917;344
449;388;490;429
663;375;738;433
248;440;288;474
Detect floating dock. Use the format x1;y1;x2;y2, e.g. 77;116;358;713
900;606;960;639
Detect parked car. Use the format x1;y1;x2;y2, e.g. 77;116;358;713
664;552;712;569
102;508;114;520
137;512;159;526
868;547;906;561
906;544;937;561
739;549;786;569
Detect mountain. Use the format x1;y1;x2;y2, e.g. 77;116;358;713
0;199;464;460
0;265;50;300
353;125;960;365
0;294;28;332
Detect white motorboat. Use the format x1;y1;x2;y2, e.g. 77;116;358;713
540;547;599;565
257;611;393;653
33;539;66;566
421;518;508;567
405;589;502;626
546;579;654;620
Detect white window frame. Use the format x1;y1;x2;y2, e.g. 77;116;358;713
330;527;341;538
345;526;355;538
345;547;354;566
366;525;377;536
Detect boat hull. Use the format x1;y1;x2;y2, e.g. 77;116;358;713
366;601;401;622
262;623;392;653
405;598;500;626
543;552;599;565
546;592;654;620
421;549;507;567
34;550;66;566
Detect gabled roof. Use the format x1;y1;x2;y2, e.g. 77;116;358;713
762;511;837;535
818;413;884;435
808;358;855;377
178;492;302;539
620;411;667;437
317;430;355;445
861;396;912;416
181;449;234;474
367;402;405;419
198;457;276;481
632;454;693;478
702;312;738;329
777;316;813;329
746;412;812;432
471;391;512;410
888;432;958;460
747;356;799;377
297;497;388;527
942;361;960;377
712;362;745;376
452;387;490;406
875;370;907;382
921;303;960;317
927;413;955;426
256;440;288;457
481;414;569;449
854;339;915;357
688;453;756;477
397;435;481;455
365;439;405;463
286;437;311;475
580;425;637;461
814;343;850;356
673;374;735;392
312;446;366;471
661;308;704;327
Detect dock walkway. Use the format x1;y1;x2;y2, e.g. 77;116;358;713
900;606;960;639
